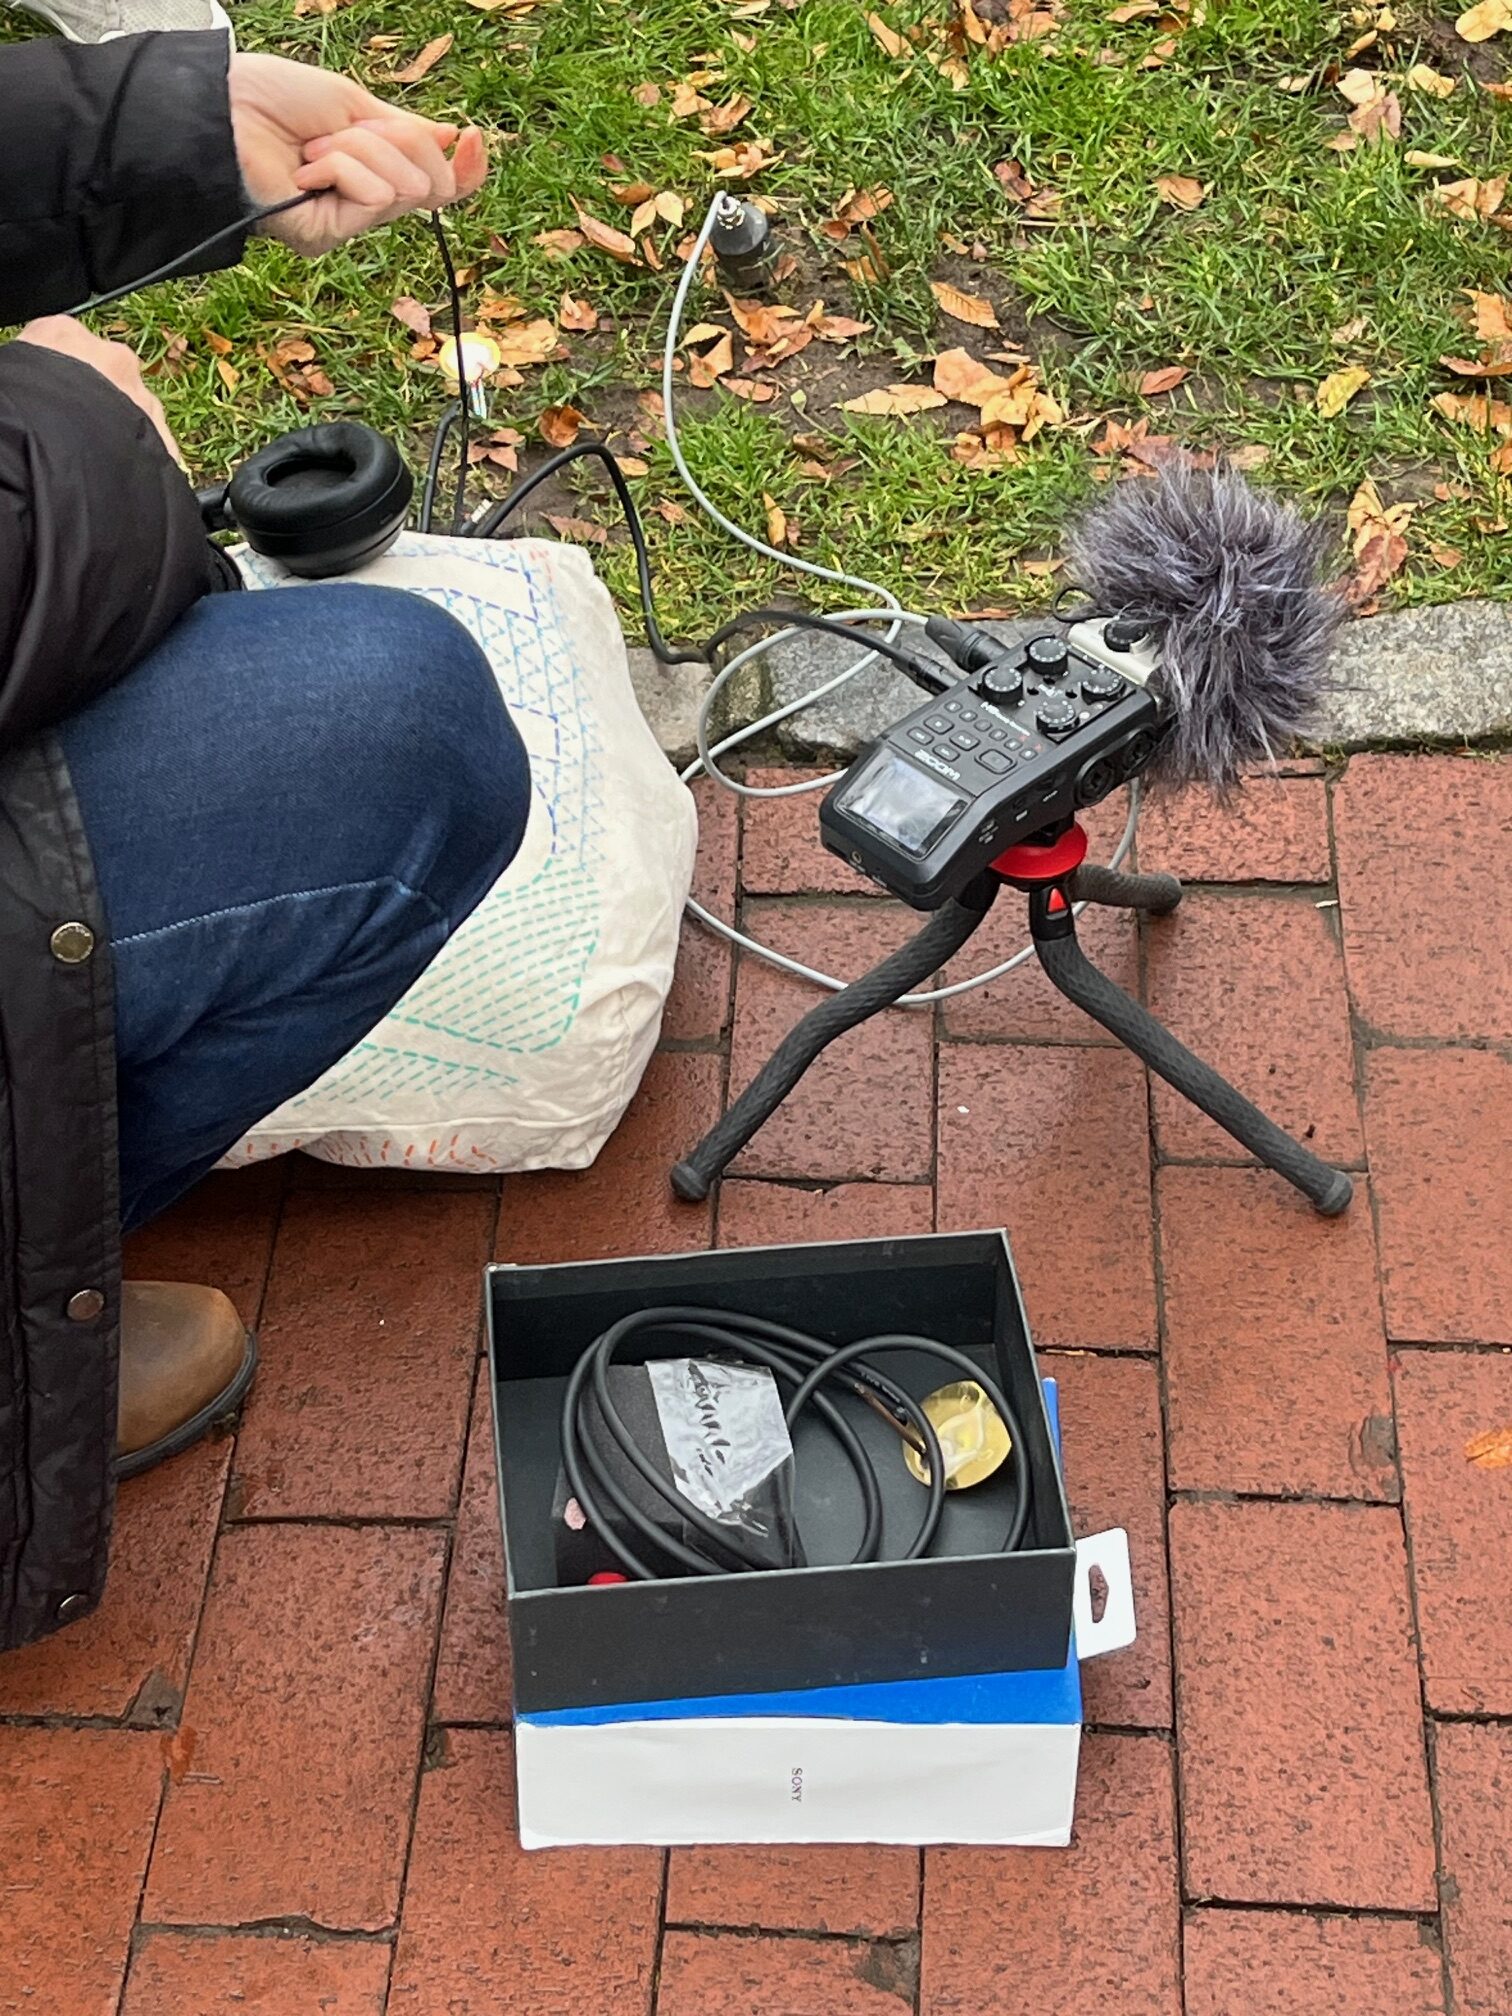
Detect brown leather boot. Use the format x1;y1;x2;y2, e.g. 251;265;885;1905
115;1283;258;1480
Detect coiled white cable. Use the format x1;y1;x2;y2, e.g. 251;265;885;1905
664;198;1137;1006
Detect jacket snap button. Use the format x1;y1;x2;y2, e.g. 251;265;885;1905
50;921;96;964
67;1288;106;1323
57;1594;90;1623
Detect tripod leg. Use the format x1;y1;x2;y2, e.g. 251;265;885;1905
1070;863;1182;914
672;882;997;1201
1031;895;1353;1217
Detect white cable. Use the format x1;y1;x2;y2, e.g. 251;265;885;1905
664;196;1139;1005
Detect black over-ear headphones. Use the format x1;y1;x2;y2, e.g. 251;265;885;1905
197;421;413;579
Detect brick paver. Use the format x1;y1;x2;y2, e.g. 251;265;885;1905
1182;1909;1445;2016
667;1844;920;1938
232;1188;491;1520
1365;1047;1512;1345
2;753;1507;2016
1135;773;1332;883
939;1042;1156;1349
1334;753;1512;1041
1158;1167;1395;1500
143;1523;444;1930
922;1734;1181;2016
1434;1721;1512;2016
1170;1499;1435;1910
1395;1348;1512;1715
0;1728;163;2016
122;1932;392;2016
389;1729;661;2015
1143;891;1362;1165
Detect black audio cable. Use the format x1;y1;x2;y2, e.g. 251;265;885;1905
559;1306;1033;1582
63;193;318;316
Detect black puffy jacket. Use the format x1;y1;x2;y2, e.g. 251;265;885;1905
1;31;249;1650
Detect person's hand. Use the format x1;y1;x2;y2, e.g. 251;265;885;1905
228;53;488;256
15;318;181;463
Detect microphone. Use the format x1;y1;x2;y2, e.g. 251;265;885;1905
1064;461;1342;794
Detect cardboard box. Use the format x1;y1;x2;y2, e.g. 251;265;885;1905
512;1385;1136;1847
488;1232;1079;1713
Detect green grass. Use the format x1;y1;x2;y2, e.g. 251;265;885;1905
4;0;1510;631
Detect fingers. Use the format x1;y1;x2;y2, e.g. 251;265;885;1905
450;127;489;201
301;115;488;215
354;116;459;207
299;123;433;209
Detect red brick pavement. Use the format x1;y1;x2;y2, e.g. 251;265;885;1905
2;752;1508;2016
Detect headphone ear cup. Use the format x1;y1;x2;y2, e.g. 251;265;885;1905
226;422;412;578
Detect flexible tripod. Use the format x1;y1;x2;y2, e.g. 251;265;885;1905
671;819;1353;1217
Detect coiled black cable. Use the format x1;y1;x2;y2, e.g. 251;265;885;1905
559;1306;1033;1582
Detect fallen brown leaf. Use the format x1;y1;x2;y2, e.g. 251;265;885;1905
535;228;585;257
842;385;948;416
1464;1425;1512;1466
559;293;598;333
1405;61;1457;95
545;514;609;544
1428;541;1464;567
670;81;714;119
465;427;524;471
931;279;1000;328
390;296;433;338
933;346;1025;406
539;404;585;448
867;10;909;57
201;326;233;356
1226;443;1271;471
811;311;870;343
994;158;1035;203
654;499;688;524
689;331;736;387
1155;172;1205;210
1317;364;1371;416
572;203;642;264
724;376;779;401
1441;347;1512;377
475;291;526;325
1455;0;1511;39
1434;176;1509;222
701;94;754;136
1470;290;1512;342
1139;364;1188;395
727;296;801;345
493;319;562;368
391;31;452;83
702;139;782;179
632;81;662;108
821;186;894;239
1432;388;1512;433
951;430;1016;470
610;180;657;206
763;492;790;547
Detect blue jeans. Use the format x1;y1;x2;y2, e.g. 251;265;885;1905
59;583;529;1232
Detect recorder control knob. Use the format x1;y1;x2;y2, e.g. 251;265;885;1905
1080;664;1125;701
1036;694;1078;734
977;661;1024;707
1024;635;1069;680
1105;618;1152;651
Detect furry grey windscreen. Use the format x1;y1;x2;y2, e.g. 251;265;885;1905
1065;463;1342;793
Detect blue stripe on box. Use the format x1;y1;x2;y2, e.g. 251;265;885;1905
523;1381;1082;1730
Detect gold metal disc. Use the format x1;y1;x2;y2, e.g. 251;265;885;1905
902;1380;1012;1492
